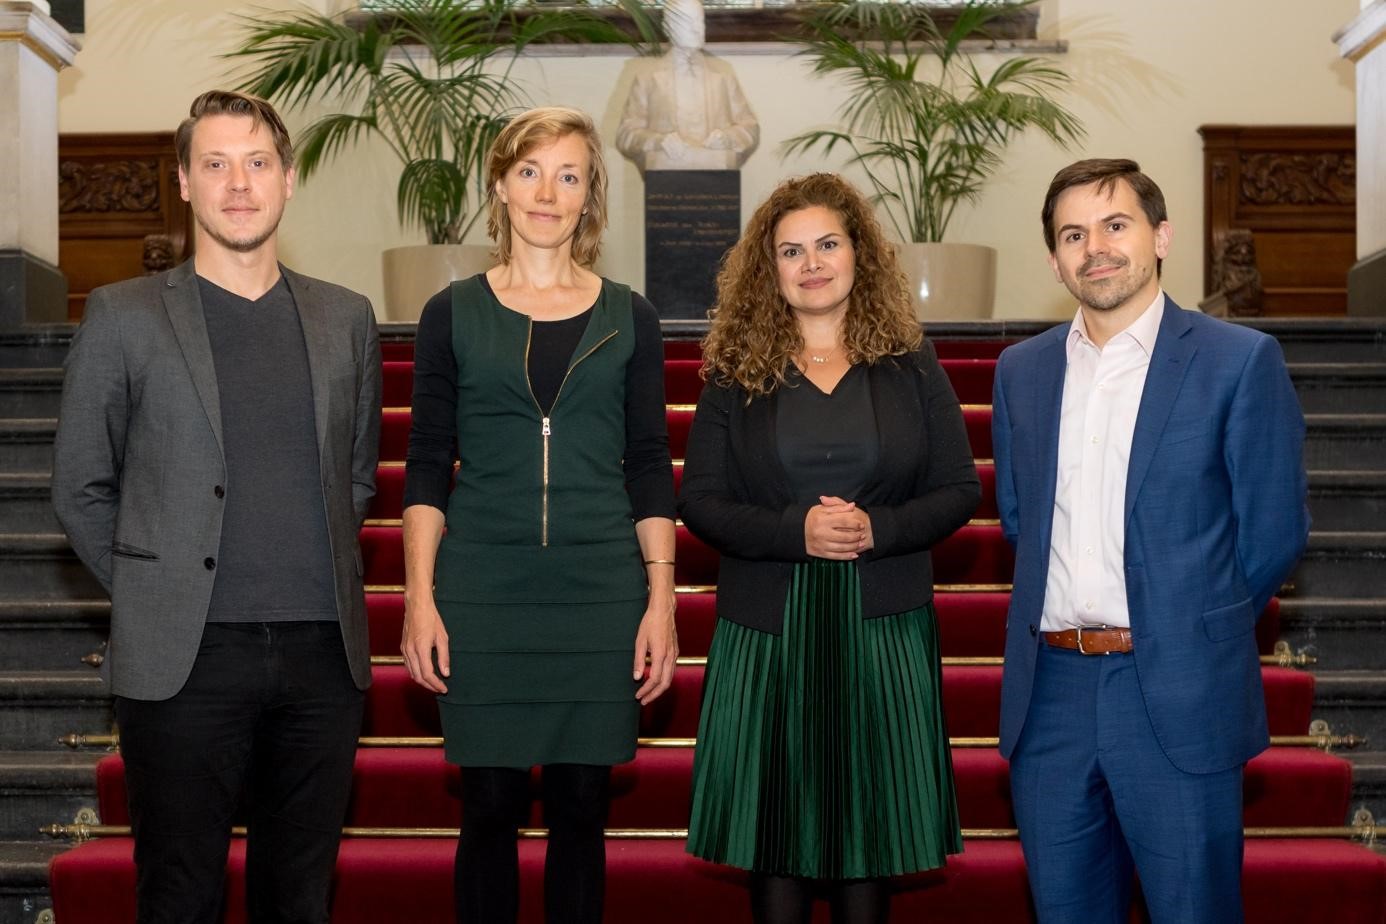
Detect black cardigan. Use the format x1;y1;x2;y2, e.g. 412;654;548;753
677;341;981;633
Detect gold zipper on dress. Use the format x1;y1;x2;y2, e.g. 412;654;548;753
525;324;619;547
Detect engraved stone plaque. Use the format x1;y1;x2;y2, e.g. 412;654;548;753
644;170;740;321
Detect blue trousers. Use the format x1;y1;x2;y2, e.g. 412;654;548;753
1010;642;1245;924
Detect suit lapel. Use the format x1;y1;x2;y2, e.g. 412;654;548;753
1032;328;1068;564
161;260;224;455
283;267;332;454
1125;301;1196;526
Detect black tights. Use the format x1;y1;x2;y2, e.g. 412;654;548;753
454;764;611;924
750;873;892;924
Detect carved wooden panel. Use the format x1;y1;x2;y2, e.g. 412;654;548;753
58;133;192;320
1200;125;1355;317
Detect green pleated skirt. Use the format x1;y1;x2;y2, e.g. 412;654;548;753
687;559;962;879
436;597;644;768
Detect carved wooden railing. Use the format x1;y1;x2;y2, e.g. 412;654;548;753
57;132;192;320
1200;125;1355;317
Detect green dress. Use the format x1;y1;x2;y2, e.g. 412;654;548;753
432;277;647;768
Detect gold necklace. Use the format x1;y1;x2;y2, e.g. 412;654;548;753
804;345;836;365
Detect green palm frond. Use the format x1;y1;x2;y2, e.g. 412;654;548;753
226;0;655;244
783;0;1084;243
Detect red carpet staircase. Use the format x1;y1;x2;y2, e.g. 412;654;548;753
42;336;1386;922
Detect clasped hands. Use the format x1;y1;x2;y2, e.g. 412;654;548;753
804;495;874;560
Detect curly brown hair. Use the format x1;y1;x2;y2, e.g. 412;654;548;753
702;173;921;397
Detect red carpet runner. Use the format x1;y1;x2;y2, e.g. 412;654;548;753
48;339;1386;922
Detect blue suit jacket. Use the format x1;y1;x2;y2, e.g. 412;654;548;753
992;299;1309;774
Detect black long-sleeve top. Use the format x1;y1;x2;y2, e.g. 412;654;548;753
404;277;676;522
677;342;981;633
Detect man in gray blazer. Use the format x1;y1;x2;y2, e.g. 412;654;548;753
52;90;380;923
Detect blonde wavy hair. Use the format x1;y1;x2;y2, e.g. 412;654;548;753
485;107;608;267
702;173;921;397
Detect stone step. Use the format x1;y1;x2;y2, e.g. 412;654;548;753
0;326;72;370
1307;470;1386;532
0;420;53;474
0;474;58;534
1280;598;1386;671
1312;671;1386;752
0;673;112;751
1288;531;1386;599
1303;414;1386;471
1289;363;1386;414
0;370;62;420
1347;751;1386;834
0;839;63;924
0;535;102;601
0;751;101;842
0;601;109;673
1241;319;1386;363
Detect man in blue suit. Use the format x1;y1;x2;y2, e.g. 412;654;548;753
993;159;1309;923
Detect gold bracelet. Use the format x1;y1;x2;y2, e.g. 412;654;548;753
643;559;676;566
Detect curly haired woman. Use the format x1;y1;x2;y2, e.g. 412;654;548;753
680;173;980;922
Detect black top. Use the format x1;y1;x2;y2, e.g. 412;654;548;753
529;307;593;414
776;365;879;506
678;344;981;632
198;275;339;623
405;275;676;521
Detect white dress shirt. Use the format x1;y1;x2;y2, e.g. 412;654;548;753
1040;292;1166;632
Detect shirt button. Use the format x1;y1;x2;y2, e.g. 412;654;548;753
214;485;225;499
1090;435;1099;444
1085;546;1094;555
204;557;216;571
1085;601;1095;611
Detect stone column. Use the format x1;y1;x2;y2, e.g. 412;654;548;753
1336;1;1386;316
0;1;79;328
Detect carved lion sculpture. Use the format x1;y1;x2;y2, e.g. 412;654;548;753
1200;228;1263;318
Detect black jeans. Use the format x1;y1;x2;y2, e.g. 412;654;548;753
114;621;364;924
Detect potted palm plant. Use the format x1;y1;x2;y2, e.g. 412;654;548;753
228;0;657;320
783;0;1084;319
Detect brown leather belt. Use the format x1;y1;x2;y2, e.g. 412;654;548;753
1042;626;1134;655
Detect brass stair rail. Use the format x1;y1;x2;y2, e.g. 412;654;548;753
366;650;1315;669
58;732;1367;751
86;647;1314;672
40;822;1381;846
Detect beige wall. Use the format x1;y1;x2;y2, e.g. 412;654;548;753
59;0;1360;319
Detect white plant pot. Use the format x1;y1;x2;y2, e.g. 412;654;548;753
381;244;494;322
897;241;997;321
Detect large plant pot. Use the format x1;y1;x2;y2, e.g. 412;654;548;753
382;244;493;322
897;242;997;321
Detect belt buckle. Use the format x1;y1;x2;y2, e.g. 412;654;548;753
1074;625;1108;656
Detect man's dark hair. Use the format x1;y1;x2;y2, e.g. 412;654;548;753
175;90;294;172
1041;158;1167;255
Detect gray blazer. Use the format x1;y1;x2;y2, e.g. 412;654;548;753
52;260;382;700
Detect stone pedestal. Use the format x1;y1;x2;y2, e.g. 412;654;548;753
1336;1;1386;316
0;1;79;328
644;170;740;321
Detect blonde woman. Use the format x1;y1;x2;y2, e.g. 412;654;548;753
681;173;979;922
400;107;677;923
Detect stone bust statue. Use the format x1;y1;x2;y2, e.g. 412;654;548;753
616;0;759;171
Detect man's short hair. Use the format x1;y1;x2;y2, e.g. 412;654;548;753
1041;158;1167;254
175;90;294;172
